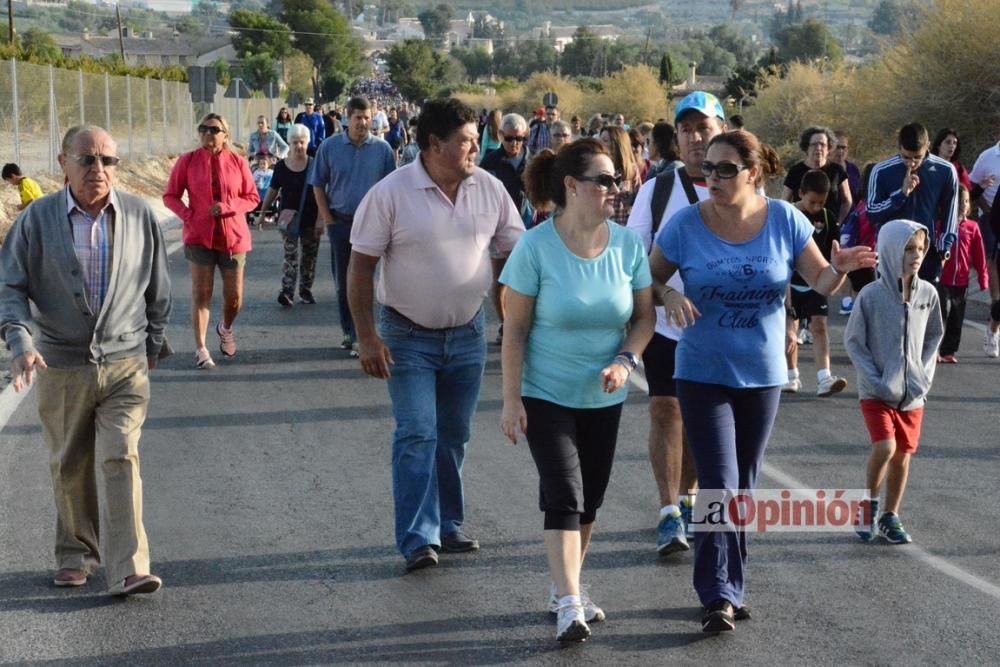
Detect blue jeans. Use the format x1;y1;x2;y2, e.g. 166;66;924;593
326;221;355;340
676;380;781;608
378;306;487;558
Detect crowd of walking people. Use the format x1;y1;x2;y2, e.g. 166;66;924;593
3;82;1000;645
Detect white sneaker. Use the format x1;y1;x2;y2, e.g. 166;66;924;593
555;602;590;643
797;327;813;345
817;375;848;397
548;583;605;622
984;330;1000;358
782;378;801;393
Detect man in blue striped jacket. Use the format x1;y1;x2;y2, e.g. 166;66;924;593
867;122;959;282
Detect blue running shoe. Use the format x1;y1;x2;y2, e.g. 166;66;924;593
680;497;696;540
877;512;912;544
854;498;878;542
656;511;689;555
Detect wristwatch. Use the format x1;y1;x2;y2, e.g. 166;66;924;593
616;351;639;371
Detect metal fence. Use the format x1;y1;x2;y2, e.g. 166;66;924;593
0;59;197;174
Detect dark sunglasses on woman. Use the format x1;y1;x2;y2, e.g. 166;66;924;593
577;173;623;190
198;125;224;136
701;161;747;179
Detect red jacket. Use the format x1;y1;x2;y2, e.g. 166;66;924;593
163;147;259;254
941;218;989;290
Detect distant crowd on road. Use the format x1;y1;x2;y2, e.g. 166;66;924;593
3;82;1000;643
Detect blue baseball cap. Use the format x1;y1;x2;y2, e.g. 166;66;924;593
674;91;726;124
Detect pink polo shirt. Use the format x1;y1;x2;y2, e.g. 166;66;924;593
351;157;525;329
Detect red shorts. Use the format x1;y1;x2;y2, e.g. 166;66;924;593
859;400;924;454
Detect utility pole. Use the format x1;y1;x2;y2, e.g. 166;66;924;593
7;0;14;45
116;4;126;62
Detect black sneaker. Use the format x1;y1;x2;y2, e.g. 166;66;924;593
299;290;316;304
441;530;479;553
702;599;735;633
278;292;293;307
405;546;439;572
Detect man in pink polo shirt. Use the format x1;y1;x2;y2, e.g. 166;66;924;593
348;98;525;572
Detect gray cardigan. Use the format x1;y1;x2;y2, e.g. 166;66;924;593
0;188;172;367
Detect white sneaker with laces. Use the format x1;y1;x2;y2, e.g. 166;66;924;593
817;375;848;397
984;330;1000;358
782;377;801;393
555;602;590;643
548;583;605;622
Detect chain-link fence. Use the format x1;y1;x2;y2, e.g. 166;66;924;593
0;59;196;174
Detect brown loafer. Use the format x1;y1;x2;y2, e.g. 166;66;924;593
109;574;162;597
53;568;88;587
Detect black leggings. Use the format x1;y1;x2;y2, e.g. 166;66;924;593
523;397;623;531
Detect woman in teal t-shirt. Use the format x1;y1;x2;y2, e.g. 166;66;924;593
500;139;655;644
649;130;876;634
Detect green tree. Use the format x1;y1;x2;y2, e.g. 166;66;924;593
472;14;503;39
281;0;364;97
213;58;231;87
387;39;452;101
21;28;62;62
708;23;758;67
560;27;602;77
774;18;843;65
450;46;493;82
240;52;278;91
175;15;207;37
229;9;291;58
418;3;453;44
658;52;681;85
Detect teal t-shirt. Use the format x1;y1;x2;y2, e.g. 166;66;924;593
656;198;814;388
500;219;652;408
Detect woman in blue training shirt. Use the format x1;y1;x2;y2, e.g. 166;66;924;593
500;138;655;644
649;130;876;634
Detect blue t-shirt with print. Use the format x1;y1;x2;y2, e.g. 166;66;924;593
657;199;813;388
500;220;652;408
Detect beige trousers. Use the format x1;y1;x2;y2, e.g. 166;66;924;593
36;355;151;586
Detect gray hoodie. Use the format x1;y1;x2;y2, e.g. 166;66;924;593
844;219;944;411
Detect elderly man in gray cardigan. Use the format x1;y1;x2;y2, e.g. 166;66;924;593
0;125;172;596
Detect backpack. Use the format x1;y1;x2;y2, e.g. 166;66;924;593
650;167;700;236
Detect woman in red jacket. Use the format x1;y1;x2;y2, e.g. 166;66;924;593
164;113;259;369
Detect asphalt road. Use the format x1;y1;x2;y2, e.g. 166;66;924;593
1;215;999;666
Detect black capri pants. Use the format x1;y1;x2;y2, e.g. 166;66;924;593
523;397;624;531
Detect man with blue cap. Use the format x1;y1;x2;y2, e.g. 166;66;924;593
625;91;727;558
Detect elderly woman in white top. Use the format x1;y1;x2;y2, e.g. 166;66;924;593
247;115;289;160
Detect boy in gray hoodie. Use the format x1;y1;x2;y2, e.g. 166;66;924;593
844;219;944;544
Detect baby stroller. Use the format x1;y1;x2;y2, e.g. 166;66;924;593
249;154;280;228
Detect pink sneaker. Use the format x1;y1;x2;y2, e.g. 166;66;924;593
216;322;237;358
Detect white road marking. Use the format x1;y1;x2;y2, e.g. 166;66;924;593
0;383;30;432
628;368;1000;602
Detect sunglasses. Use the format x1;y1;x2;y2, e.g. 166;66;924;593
67;154;121;167
577;173;623;190
552;133;570;138
701;161;746;179
503;134;526;143
198;125;224;135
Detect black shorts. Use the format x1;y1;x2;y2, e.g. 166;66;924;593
789;288;828;319
641;332;678;398
847;267;876;293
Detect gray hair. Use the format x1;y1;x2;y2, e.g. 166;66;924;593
61;125;114;155
551;120;571;135
287;123;311;144
500;113;527;133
